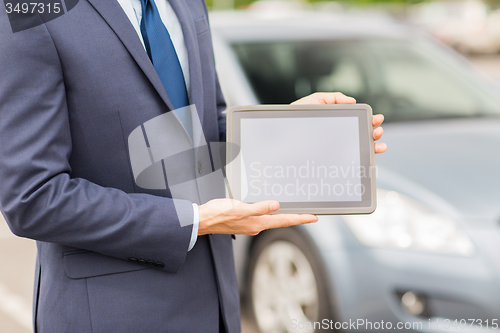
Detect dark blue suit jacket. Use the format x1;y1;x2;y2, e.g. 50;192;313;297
0;0;239;331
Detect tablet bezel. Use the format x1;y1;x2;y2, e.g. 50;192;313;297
226;104;376;215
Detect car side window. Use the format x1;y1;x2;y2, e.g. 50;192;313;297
233;41;370;104
232;38;500;121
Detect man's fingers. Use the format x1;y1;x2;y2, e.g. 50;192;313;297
373;126;383;141
242;200;280;217
262;213;319;229
375;142;387;154
372;115;386;154
291;92;356;105
372;114;384;127
318;92;356;105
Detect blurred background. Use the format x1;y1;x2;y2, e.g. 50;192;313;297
2;0;500;332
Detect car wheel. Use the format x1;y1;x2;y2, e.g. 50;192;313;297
246;227;335;333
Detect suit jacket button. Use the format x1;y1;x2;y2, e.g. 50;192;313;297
146;261;156;268
155;262;165;269
128;257;138;263
138;259;146;265
198;161;202;174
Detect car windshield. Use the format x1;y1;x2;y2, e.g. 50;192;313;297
232;38;500;122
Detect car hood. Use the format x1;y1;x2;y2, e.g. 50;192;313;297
375;117;500;221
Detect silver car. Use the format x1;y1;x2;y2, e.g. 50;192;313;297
210;9;500;333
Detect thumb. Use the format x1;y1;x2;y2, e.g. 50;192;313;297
247;200;280;216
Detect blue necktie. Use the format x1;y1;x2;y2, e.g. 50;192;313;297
140;0;192;138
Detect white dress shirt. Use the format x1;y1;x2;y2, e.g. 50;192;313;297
117;0;199;251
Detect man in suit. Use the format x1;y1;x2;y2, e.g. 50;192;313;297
0;0;386;332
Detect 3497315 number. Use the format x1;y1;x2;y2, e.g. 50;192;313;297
442;318;499;329
5;2;61;14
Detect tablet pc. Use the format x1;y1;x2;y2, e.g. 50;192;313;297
226;104;376;215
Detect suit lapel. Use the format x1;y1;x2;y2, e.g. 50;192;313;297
168;0;205;128
86;0;176;111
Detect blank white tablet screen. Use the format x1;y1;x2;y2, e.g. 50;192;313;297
240;116;362;202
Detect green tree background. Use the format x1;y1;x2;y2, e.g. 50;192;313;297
205;0;500;11
206;0;425;10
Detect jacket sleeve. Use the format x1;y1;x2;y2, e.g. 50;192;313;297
0;21;193;273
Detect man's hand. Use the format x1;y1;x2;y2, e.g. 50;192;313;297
291;92;387;154
198;92;385;236
198;200;317;236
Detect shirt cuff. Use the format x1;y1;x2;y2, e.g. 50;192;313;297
188;203;199;251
